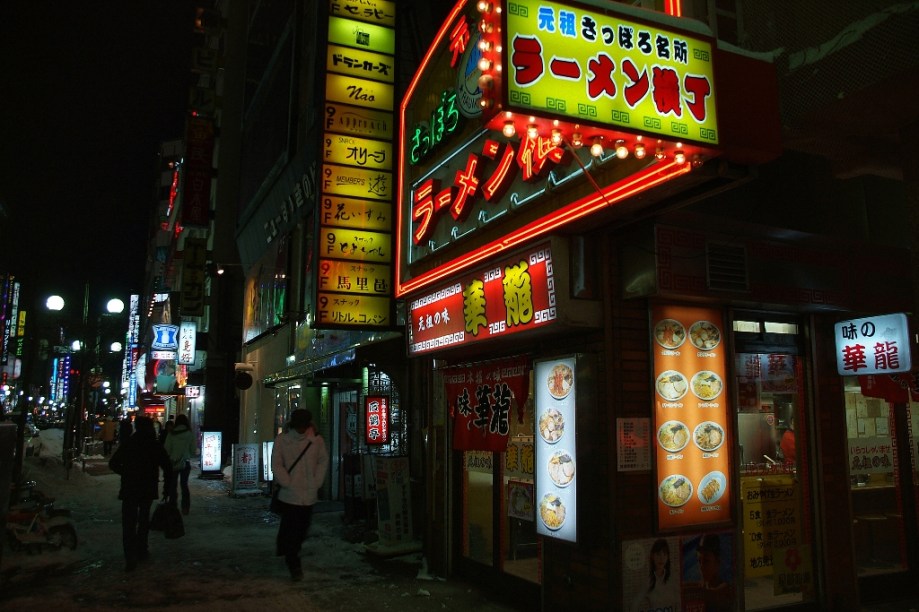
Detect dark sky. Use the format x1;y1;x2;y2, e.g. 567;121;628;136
0;2;197;313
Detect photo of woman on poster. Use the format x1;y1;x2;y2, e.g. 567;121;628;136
631;538;681;612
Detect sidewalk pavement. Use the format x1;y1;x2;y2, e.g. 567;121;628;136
3;450;525;611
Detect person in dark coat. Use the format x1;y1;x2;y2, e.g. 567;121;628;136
109;416;172;571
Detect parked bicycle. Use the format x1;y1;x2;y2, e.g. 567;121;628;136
5;481;78;553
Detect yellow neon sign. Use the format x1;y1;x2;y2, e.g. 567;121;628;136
325;73;394;111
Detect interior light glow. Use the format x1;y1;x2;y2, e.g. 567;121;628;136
550;129;563;146
614;140;629;159
633;142;646;159
571;132;583;148
478;57;492;71
502;121;516;138
477;0;492;13
655;147;666;160
477;74;493;89
674;150;686;164
526;124;539;139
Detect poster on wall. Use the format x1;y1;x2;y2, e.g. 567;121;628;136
534;356;578;543
652;305;732;530
622;537;682;612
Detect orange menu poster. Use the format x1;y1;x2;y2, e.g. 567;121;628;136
652;304;732;530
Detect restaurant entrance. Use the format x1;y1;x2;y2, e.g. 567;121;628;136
732;312;817;609
843;380;919;600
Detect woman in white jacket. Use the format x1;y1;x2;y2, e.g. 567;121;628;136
271;409;328;580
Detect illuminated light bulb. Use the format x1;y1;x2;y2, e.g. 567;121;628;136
550;129;563;146
477;0;492;13
478;98;493;109
633;142;646;159
571;132;583;148
478;57;492;71
502;121;516;138
478;39;492;52
614;140;628;159
654;147;666;160
478;20;493;33
590;137;604;157
674;150;686;164
526;123;539;139
477;74;494;89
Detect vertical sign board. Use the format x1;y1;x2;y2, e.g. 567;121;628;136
534;356;578;543
374;455;413;545
652;305;732;530
318;0;396;329
232;443;260;494
200;431;223;473
835;312;912;376
365;395;389;444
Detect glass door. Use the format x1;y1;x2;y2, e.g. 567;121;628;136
733;315;816;610
844;378;919;586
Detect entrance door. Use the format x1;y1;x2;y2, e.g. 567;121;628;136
732;314;817;609
844;380;919;599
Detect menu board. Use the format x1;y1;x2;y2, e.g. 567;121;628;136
534;356;578;543
652;305;732;530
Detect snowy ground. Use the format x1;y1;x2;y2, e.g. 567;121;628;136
2;430;524;611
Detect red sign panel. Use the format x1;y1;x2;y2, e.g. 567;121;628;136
365;395;389;444
443;355;529;452
407;242;556;355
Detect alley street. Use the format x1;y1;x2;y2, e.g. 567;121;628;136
2;442;524;611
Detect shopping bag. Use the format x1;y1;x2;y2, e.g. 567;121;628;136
150;502;168;531
162;503;185;539
269;483;283;515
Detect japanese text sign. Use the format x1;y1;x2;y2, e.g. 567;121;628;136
835;313;912;376
329;0;396;27
444;355;530;452
504;0;718;145
407;243;556;355
178;321;197;365
365;395;389;444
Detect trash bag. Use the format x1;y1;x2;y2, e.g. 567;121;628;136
151;502;185;539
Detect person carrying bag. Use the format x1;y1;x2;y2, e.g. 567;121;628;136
271;409;328;581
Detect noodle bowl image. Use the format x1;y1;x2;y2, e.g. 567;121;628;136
539;493;566;530
690;371;723;400
657;420;690;452
658;474;693;507
656;370;688;401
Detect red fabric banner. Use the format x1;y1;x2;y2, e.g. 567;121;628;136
444;356;530;452
858;372;919;403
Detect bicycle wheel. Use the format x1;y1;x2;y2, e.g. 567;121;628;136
48;525;78;550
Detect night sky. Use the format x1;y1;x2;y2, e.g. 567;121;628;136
0;2;198;313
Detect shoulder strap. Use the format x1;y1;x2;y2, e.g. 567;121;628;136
288;441;313;472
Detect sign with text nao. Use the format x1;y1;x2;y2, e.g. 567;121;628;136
835;313;912;376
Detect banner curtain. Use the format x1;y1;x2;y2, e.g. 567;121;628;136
445;355;530;452
858;372;919;403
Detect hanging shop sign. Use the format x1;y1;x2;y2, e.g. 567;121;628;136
324;103;393;140
316;293;390;326
329;0;395;27
503;0;718;145
320;227;391;263
151;324;179;351
323;132;392;170
651;304;732;530
443;355;529;452
326;44;394;84
181;116;215;227
407;242;556;355
834;312;912;376
325;73;394;111
178;321;197;365
320;194;392;232
534;355;578;543
318;260;390;296
364;395;389;444
396;0;715;299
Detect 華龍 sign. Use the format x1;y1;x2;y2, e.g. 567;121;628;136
835;312;912;376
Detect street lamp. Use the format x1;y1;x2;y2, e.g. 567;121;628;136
45;287;126;462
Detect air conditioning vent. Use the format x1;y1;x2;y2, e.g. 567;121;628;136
706;242;748;292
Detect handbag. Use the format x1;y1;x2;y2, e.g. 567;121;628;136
269;440;312;515
150;501;168;531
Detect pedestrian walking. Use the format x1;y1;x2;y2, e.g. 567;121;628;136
271;409;328;581
163;414;195;515
100;416;117;456
108;416;172;571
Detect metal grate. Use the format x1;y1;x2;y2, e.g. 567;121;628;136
706;242;748;292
